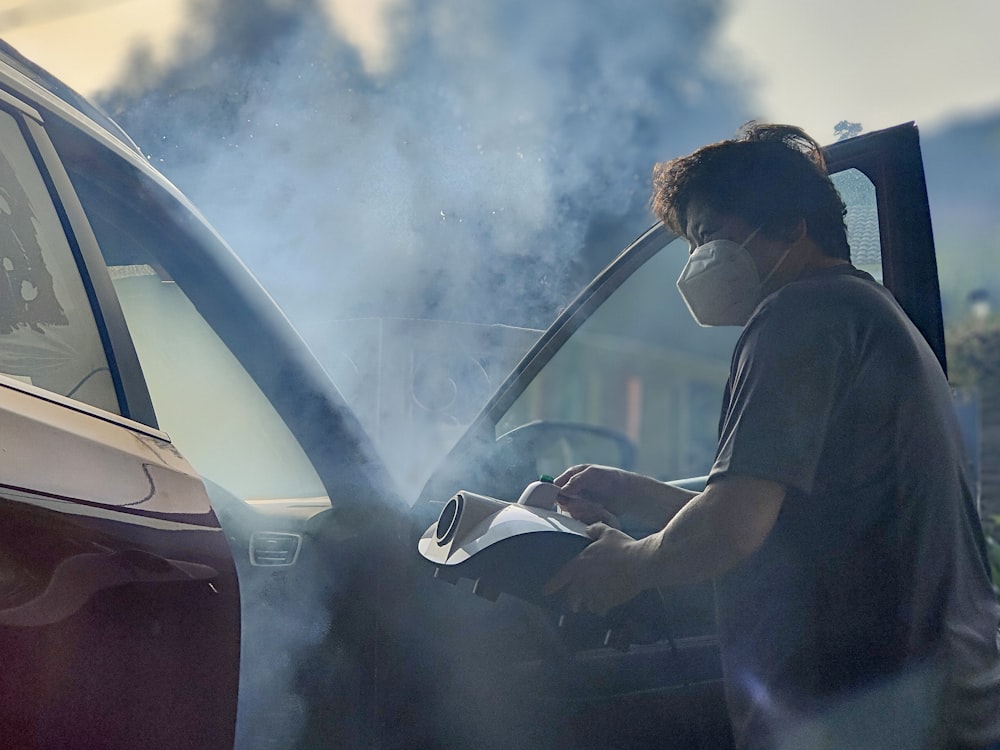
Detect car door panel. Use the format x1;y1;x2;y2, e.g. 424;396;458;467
0;378;240;749
0;377;196;509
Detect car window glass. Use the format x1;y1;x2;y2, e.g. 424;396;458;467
834;168;883;280
51;144;328;506
497;236;739;480
324;317;543;495
495;168;883;481
108;263;326;502
0;108;118;413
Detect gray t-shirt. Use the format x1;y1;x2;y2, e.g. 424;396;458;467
709;265;1000;749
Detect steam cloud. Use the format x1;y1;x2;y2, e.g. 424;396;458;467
100;0;752;494
96;1;755;747
103;0;750;335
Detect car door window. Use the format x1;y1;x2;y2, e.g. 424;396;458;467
495;167;882;482
836;168;883;281
42;138;328;507
0;107;118;414
108;263;326;502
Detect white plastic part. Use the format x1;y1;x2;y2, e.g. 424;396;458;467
418;488;589;567
516;479;559;509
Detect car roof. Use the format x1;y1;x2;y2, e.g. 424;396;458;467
0;39;141;155
0;39;254;287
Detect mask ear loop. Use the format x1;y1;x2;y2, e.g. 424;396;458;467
758;243;795;289
738;225;763;251
747;221;796;291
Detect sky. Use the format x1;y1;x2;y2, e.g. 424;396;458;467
2;0;1000;141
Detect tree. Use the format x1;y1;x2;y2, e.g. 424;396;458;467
834;120;863;141
948;318;1000;592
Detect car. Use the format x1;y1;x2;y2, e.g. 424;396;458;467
0;39;949;750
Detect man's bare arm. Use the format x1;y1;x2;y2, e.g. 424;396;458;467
635;476;786;588
545;475;786;614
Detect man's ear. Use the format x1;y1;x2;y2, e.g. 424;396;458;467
772;217;807;244
764;217;807;244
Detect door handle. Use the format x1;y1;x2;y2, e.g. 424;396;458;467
0;549;217;627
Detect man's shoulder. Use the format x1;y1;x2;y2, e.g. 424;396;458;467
734;265;909;372
776;264;885;303
752;265;899;330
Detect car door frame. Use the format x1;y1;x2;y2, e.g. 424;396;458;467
823;122;945;372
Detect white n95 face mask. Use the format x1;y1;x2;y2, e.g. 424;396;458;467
676;227;790;327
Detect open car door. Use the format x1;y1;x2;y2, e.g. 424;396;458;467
412;122;942;749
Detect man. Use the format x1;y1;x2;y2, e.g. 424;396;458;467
544;123;1000;749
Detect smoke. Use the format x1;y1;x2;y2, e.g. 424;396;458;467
100;0;750;492
95;1;754;747
103;0;748;327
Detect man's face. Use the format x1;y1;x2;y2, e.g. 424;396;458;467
681;198;759;255
682;198;800;291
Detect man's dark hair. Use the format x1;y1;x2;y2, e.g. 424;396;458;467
651;122;850;260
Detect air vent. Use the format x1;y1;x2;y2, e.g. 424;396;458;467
249;532;302;567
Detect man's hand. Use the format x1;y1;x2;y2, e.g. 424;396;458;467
553;464;633;526
554;464;697;530
542;523;649;615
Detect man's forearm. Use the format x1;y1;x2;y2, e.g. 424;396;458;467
632;477;785;588
622;474;698;529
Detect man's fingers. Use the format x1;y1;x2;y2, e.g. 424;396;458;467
553;464;590;488
584;522;611;540
556;464;615;495
555;474;591;500
556;498;607;525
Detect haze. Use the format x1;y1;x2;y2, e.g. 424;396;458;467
4;0;1000;140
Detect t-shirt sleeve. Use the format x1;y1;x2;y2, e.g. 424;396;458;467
709;293;850;494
